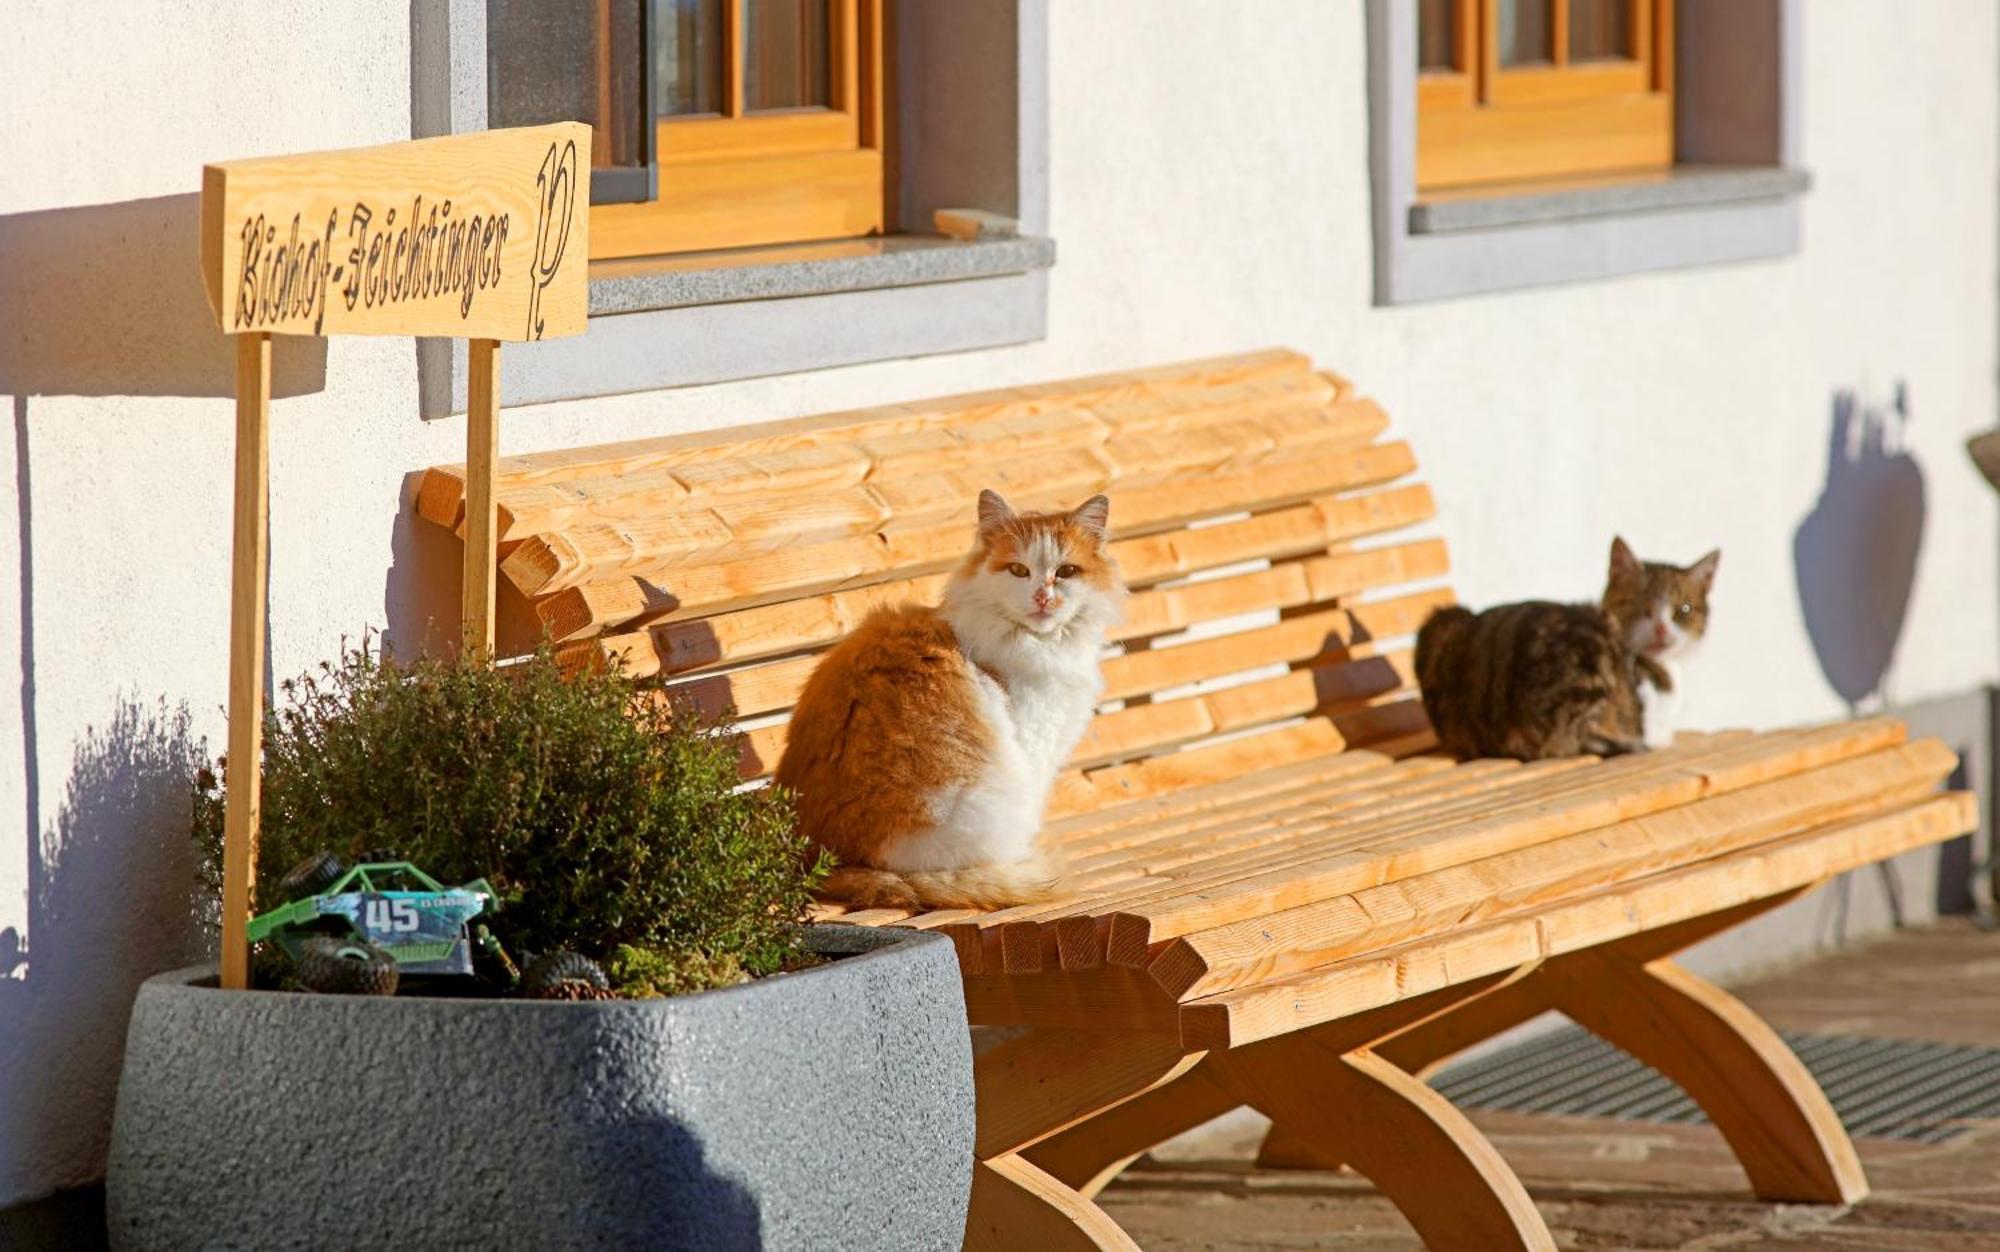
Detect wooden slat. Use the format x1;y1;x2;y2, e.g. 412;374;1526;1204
1148;740;1957;1000
1097;720;1906;958
932;752;1633;962
507;436;1416;599
545;480;1439;646
507;388;1379;593
1180;792;1975;1049
1049;719;1355;820
413;349;1322;529
960;745;1694;962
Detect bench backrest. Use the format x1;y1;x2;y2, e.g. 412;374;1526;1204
413;349;1452;815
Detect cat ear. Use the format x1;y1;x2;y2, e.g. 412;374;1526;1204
977;489;1016;534
1609;536;1641;581
1689;549;1720;591
1070;494;1111;540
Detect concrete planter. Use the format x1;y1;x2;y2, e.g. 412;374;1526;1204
107;925;972;1251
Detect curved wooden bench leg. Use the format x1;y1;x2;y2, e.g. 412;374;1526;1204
1024;1060;1240;1199
966;1155;1141;1252
1540;951;1867;1204
970;1028;1202;1249
1216;1034;1555;1251
1254;1121;1350;1171
1257;965;1544;1173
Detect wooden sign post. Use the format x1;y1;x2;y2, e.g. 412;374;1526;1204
200;123;590;989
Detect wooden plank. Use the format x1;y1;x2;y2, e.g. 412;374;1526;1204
1148;741;1956;1000
1103;545;1447;698
1071;735;1791;957
1045;749;1409;844
1072;660;1420;771
543;522;972;647
597;537;1447;684
460;338;500;660
202;123;589;341
1181;791;1974;1049
544;480;1440;646
625;572;953;679
942;756;1591;957
220;332;271;991
414;348;1321;528
507;436;1417;599
1048;720;1355;819
657;653;824;720
1102;722;1905;958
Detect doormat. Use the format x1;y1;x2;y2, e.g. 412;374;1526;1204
1431;1026;2000;1143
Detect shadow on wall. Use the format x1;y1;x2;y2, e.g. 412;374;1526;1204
382;470;553;664
0;700;211;1204
1793;383;1926;713
0;195;326;399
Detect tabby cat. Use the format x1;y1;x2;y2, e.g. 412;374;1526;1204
1415;538;1718;761
775;491;1124;910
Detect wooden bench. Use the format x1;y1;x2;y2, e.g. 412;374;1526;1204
413;349;1975;1251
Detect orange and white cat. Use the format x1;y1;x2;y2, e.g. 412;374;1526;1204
776;490;1124;910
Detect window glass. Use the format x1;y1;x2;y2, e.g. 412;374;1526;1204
743;0;830;111
1497;0;1552;66
1569;0;1633;62
488;0;647;171
1418;0;1456;71
659;0;726;116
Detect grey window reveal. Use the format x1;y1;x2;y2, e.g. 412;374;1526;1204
1368;0;1809;305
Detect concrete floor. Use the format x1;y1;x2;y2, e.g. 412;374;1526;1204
1100;919;2000;1251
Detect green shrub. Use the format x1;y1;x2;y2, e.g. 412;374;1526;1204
193;641;826;994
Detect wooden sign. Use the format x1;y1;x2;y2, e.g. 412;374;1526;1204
203;123;592;990
200;123;590;342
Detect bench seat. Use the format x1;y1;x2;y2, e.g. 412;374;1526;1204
414;349;1973;1252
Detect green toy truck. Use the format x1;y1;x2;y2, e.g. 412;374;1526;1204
247;854;499;995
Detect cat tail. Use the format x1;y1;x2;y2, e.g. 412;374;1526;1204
819;856;1063;911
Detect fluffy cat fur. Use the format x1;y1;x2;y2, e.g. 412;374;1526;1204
1415;538;1717;761
775;490;1125;910
1601;538;1719;749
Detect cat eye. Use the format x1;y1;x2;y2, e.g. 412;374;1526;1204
1006;562;1031;578
1055;564;1080;580
1674;602;1694;620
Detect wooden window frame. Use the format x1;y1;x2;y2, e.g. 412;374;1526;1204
1418;0;1674;193
591;0;891;260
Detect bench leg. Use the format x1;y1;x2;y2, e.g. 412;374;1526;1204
968;1028;1203;1250
1330;889;1867;1206
967;1155;1142;1252
1537;951;1867;1204
1214;1034;1556;1252
1023;1061;1239;1199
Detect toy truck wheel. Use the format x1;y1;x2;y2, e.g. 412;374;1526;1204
521;950;608;993
294;936;400;996
277;850;348;900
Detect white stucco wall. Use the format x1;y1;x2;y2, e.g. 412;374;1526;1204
2;0;1994;1208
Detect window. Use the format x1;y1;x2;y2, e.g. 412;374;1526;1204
1417;0;1674;192
414;0;1050;407
1368;0;1805;305
490;0;891;261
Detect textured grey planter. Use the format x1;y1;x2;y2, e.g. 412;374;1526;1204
107;925;972;1251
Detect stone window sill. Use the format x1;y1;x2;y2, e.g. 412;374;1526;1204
588;233;1057;315
1409;166;1812;236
